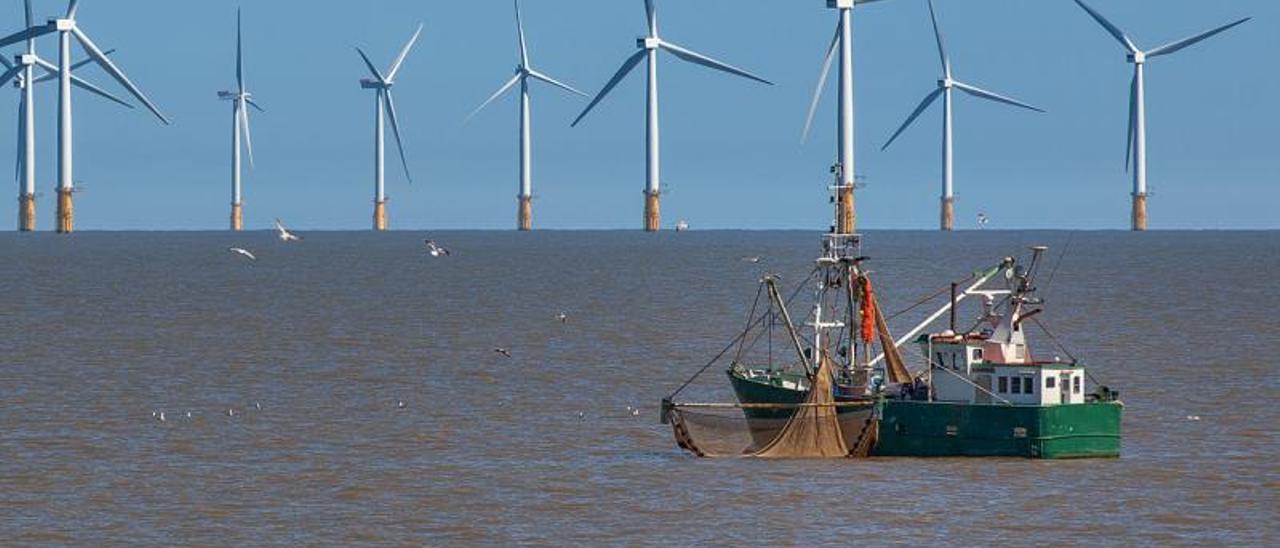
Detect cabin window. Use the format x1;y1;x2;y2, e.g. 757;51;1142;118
971;348;983;362
1023;377;1034;395
1073;376;1082;394
997;377;1008;393
1011;378;1022;394
1046;377;1056;389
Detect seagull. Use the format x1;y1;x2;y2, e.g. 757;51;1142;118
274;219;301;242
254;402;262;411
397;400;407;409
424;240;451;257
740;256;763;263
977;213;990;229
556;312;568;324
229;247;257;262
157;411;165;422
186;411;193;419
1186;415;1201;421
227;408;235;417
494;347;512;358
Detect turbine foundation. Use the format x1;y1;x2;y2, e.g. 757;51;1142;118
941;196;955;231
56;188;73;234
644;191;661;232
837;186;855;234
18;194;34;232
518;195;532;231
1131;193;1148;232
230;203;243;231
373;201;388;231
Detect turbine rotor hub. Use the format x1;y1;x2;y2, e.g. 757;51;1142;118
638;37;661;50
1128;51;1146;64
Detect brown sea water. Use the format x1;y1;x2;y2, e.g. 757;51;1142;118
1;230;1277;544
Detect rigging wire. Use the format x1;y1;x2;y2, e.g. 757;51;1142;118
667;267;818;400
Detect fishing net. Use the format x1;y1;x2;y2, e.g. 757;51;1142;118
667;357;879;458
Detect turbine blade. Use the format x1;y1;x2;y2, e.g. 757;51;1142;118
952;81;1045;112
645;0;657;36
571;49;646;127
384;90;412;184
927;0;950;76
1146;17;1251;59
658;40;772;85
70;73;134;109
236;9;244;93
1072;0;1139;53
0;65;22;87
387;23;424;82
465;73;522;123
0;55;12;71
881;87;943;151
1126;71;1136;172
239;100;255;168
24;0;33;52
0;24;54;51
515;0;528;67
528;68;587;97
802;24;840;143
356;47;387;84
31;49;117;83
67;0;79;19
71;27;169;124
246;97;265;113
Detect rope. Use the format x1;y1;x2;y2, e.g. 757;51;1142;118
885;271;978;322
1029;316;1078;364
732;282;766;366
667;268;818;400
1040;232;1075;300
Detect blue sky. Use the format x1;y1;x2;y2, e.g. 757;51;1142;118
0;0;1274;230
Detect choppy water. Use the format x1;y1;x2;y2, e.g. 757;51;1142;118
1;230;1276;544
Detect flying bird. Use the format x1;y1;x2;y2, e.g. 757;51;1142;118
274;219;301;242
424;240;451;257
556;312;568;323
977;213;989;229
228;247;256;261
494;347;512;358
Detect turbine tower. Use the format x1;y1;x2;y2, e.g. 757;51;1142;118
0;0;169;233
218;10;263;231
0;0;130;231
467;0;586;231
356;24;421;232
1073;0;1249;231
881;0;1043;231
572;0;771;232
802;0;897;235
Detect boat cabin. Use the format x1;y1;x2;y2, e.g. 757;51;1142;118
918;333;1087;406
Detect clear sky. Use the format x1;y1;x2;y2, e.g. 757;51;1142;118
0;0;1274;231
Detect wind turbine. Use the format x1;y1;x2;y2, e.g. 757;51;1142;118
218;9;263;231
467;0;586;231
572;0;771;232
356;24;421;232
1072;0;1249;231
0;0;169;233
880;0;1043;231
802;0;897;235
0;0;128;231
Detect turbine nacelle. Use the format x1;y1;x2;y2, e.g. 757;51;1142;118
360;78;388;90
638;37;661;50
16;53;36;66
1127;51;1146;64
48;18;74;32
828;0;855;8
938;78;953;89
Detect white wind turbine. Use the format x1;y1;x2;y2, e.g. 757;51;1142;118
801;0;898;235
357;24;422;232
0;0;169;233
1072;0;1249;231
0;0;128;231
880;0;1043;232
218;9;263;232
572;0;771;232
467;0;586;231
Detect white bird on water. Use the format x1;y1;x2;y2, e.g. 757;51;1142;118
494;347;512;358
229;247;257;261
424;239;451;257
556;312;568;324
740;256;763;263
274;219;301;242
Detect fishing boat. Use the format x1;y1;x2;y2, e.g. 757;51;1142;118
662;169;1122;458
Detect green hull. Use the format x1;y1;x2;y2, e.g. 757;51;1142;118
875;400;1122;459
